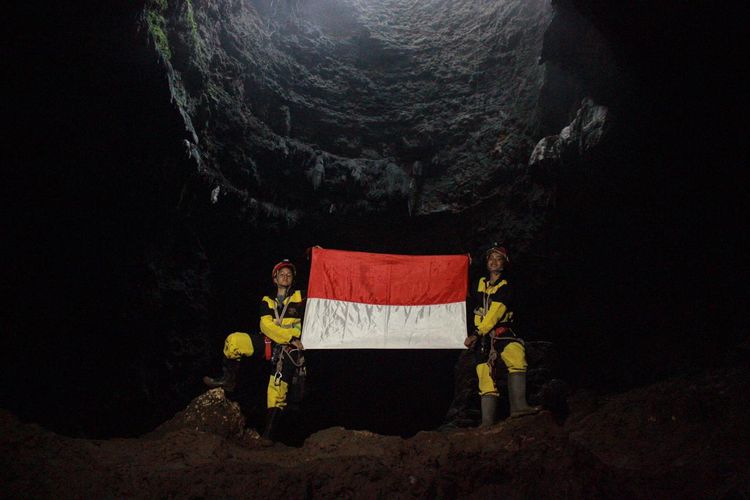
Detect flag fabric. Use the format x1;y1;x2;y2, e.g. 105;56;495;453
302;248;469;349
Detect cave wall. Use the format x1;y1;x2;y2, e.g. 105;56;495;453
3;0;221;436
144;0;557;219
527;0;747;386
4;0;745;437
141;0;746;408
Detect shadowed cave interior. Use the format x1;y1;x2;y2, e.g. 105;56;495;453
3;0;746;454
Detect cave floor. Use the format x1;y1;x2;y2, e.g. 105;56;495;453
2;362;749;498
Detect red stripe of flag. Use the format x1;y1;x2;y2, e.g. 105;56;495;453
307;248;468;306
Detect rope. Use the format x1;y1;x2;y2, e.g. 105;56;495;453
272;293;292;324
273;346;305;385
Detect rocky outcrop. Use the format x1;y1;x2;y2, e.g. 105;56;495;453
149;388;247;438
529;97;609;171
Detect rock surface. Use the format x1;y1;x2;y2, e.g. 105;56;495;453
529;97;609;169
144;0;556;222
149;388;247;438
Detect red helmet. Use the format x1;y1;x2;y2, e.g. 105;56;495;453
485;245;510;262
272;259;296;280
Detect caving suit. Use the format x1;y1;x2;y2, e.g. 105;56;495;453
473;274;527;396
222;288;306;409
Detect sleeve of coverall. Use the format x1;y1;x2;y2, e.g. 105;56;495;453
475;301;507;335
259;315;301;344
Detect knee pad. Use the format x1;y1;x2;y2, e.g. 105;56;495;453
501;341;527;373
476;363;498;396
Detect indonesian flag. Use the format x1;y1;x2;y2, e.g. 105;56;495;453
302;248;469;349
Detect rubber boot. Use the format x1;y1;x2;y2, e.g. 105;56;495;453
508;372;541;418
202;358;240;392
480;395;498;427
260;407;280;447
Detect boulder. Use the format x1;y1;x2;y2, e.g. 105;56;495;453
149;388;246;438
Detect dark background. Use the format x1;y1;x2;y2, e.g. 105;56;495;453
3;0;747;441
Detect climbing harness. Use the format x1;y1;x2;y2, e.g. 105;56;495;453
267;288;307;402
477;280;522;371
273;346;306;381
270;344;307;405
272;294;292;324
